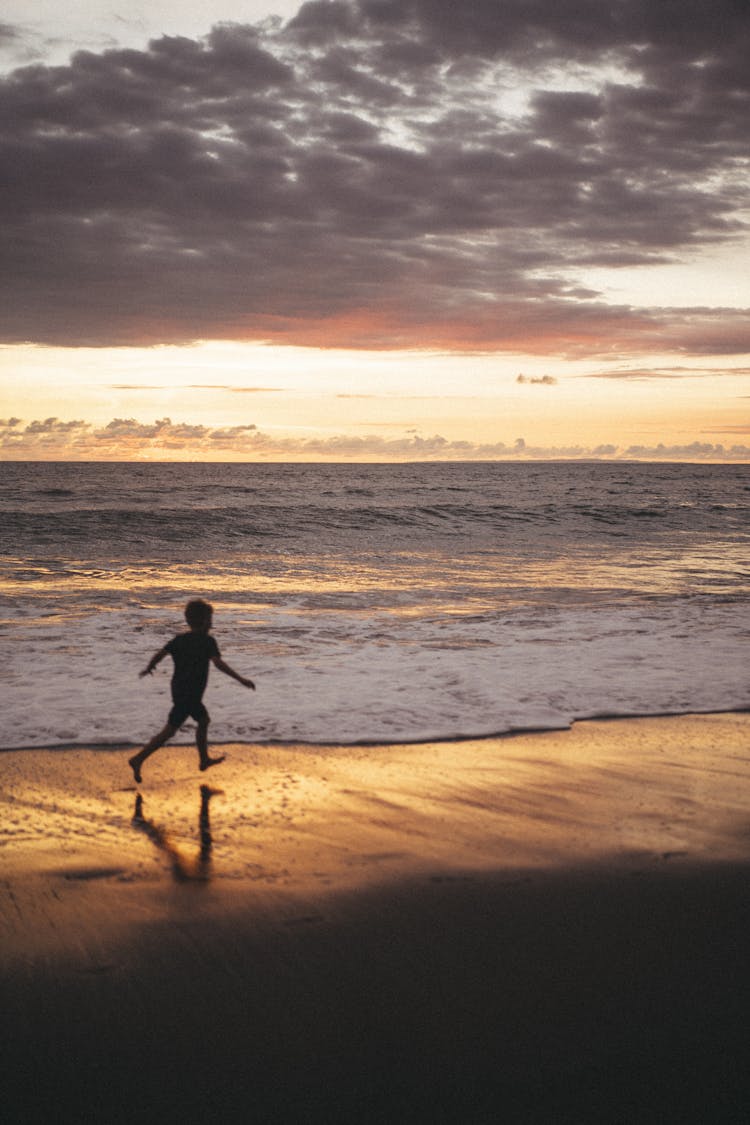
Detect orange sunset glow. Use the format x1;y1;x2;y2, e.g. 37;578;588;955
3;11;750;1125
1;0;748;460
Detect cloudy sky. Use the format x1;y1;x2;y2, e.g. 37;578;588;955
1;0;748;460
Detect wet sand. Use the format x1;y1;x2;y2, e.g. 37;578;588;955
2;713;749;1123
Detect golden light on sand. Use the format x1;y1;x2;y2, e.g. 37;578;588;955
4;716;750;1122
3;716;748;925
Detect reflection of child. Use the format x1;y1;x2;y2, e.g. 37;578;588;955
129;599;254;784
132;784;220;881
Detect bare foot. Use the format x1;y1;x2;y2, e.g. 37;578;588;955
199;755;226;773
128;756;142;784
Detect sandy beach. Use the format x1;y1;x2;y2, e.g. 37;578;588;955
2;712;749;1123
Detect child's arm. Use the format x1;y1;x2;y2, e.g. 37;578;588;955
212;654;255;690
140;646;169;678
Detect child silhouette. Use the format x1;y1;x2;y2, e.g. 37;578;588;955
129;599;254;783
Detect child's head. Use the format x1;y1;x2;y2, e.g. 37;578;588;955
184;599;213;630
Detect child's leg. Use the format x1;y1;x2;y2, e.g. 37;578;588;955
196;714;208;761
129;723;177;783
196;714;225;772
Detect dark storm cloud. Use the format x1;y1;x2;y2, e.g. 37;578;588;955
0;1;748;352
0;20;36;67
0;22;20;45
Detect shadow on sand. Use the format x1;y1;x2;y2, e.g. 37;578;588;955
4;857;750;1124
131;785;221;882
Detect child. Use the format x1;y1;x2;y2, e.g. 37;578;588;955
129;599;254;783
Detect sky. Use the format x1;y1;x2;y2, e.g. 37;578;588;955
1;0;748;461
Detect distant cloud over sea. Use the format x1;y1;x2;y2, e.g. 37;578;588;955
1;415;747;461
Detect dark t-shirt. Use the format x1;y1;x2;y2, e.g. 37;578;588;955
165;631;220;702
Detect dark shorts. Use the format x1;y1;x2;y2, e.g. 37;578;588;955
168;699;209;728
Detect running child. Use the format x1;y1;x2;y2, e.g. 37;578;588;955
129;599;254;783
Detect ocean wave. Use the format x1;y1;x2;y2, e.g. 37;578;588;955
4;707;748;753
1;598;747;750
2;494;745;556
1;461;747;750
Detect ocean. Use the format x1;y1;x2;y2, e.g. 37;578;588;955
1;460;747;749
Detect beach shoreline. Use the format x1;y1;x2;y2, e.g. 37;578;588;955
3;712;750;1122
2;702;747;755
